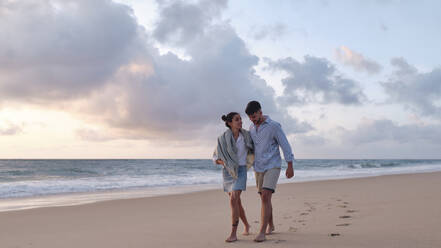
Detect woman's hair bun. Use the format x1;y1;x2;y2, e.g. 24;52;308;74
221;112;239;129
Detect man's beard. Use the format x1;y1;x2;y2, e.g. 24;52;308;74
256;116;263;125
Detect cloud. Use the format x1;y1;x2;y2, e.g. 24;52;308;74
0;121;23;136
381;57;441;118
292;119;441;159
75;128;115;142
0;0;143;102
250;23;287;41
295;134;327;146
335;46;382;74
342;119;441;145
267;56;366;105
0;0;312;142
87;0;312;138
153;0;227;45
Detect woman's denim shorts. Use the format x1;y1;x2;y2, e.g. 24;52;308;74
223;166;247;192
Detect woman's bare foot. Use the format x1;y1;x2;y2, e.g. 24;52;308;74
242;224;251;235
266;225;275;235
254;233;266;242
225;235;238;243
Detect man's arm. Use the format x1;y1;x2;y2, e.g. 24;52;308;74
274;123;295;178
286;161;294;178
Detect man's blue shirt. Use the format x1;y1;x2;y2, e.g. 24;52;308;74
249;116;294;172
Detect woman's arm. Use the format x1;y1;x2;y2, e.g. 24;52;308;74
212;147;225;166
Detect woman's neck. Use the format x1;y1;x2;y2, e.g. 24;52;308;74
232;128;240;139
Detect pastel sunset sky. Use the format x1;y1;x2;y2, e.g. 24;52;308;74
1;0;440;158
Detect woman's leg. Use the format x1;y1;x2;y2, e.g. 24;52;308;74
226;190;241;242
238;196;251;235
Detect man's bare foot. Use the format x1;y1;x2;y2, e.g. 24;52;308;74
266;225;275;235
254;233;266;242
242;224;251;235
225;235;238;243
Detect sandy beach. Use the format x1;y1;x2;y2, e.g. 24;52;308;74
1;171;440;248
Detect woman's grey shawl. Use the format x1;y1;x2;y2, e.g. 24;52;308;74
214;128;254;179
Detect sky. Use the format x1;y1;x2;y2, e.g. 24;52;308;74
0;0;440;159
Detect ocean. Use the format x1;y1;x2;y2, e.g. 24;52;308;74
1;159;441;211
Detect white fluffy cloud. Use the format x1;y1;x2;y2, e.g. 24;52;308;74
1;0;440;159
342;119;441;145
293;118;441;159
335;46;382;74
0;121;23;136
0;0;143;102
250;23;287;41
381;58;441;119
0;0;312;142
268;56;367;105
153;0;227;45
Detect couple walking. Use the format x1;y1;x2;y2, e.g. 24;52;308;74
213;100;294;242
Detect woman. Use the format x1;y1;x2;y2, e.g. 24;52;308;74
213;112;254;242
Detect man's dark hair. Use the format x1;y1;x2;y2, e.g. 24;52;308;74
245;101;261;115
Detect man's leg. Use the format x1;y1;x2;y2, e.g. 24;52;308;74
254;189;272;242
254;168;280;242
266;203;275;234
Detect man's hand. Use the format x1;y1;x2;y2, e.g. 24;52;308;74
286;161;294;178
216;159;225;166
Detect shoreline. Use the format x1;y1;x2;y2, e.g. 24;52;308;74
0;183;221;212
1;169;441;212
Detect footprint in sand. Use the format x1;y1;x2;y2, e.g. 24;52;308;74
339;215;351;219
329;233;340;237
346;209;357;213
338;205;348;208
254;220;259;224
336;223;351;227
304;202;317;211
274;239;287;244
300;212;309;216
288;227;298;232
297;220;306;223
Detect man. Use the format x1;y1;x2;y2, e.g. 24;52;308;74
245;100;294;242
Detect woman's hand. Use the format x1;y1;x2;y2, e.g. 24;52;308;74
216;159;225;166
